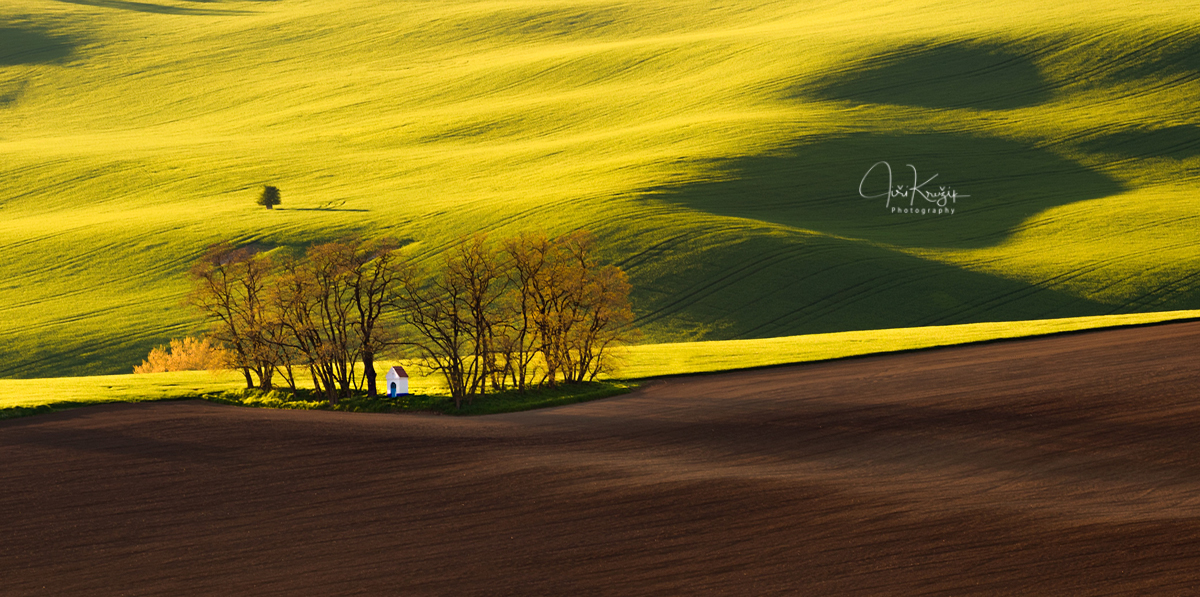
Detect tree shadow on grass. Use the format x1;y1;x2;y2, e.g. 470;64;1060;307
650;132;1123;250
54;0;251;16
280;207;371;213
0;86;21;108
800;41;1054;110
0;25;78;66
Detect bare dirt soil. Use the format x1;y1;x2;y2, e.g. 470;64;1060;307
4;322;1200;596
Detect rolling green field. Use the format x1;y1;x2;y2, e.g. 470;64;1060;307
2;0;1198;378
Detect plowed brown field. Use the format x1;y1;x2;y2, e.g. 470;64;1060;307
5;322;1200;595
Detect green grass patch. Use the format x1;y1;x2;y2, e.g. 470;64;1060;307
0;403;74;421
198;381;639;416
0;370;247;418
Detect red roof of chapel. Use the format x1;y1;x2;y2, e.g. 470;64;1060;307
387;365;408;378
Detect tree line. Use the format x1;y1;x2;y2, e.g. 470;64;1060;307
189;231;635;408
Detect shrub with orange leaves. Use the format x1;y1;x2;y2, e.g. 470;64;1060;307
134;337;231;373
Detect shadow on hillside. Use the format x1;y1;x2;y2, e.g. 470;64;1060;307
801;41;1054;110
0;25;77;66
281;207;370;213
1077;125;1200;160
0;86;20;108
620;225;1121;342
54;0;251;15
1077;30;1200;84
649;132;1123;250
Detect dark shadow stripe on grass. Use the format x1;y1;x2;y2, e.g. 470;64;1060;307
54;0;249;15
0;25;78;66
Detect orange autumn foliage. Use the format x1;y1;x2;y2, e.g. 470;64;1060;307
133;337;231;373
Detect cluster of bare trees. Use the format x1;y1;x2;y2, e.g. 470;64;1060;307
400;231;637;408
189;231;635;408
189;238;404;403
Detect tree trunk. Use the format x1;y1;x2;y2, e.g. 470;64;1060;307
323;364;340;404
281;363;297;396
309;366;321;396
242;367;254;389
363;351;377;397
259;365;274;391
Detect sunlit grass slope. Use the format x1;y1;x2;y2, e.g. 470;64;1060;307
2;0;1198;377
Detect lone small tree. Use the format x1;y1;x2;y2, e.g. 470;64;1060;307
257;185;281;209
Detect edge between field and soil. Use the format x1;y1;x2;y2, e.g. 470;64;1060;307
3;309;1198;420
